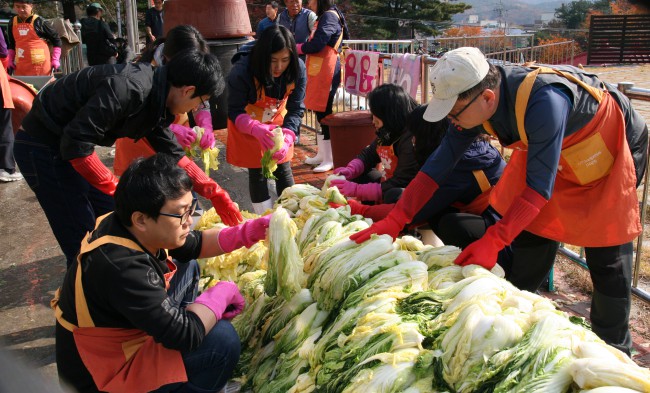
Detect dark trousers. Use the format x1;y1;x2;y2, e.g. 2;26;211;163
248;161;294;203
13;130;115;267
156;260;242;392
507;231;633;354
315;62;341;140
430;209;512;271
0;96;16;172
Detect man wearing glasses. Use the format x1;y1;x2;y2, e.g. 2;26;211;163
14;50;243;268
53;153;271;393
350;47;648;355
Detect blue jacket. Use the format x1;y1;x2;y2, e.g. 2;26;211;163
256;16;278;38
300;7;345;55
414;138;505;223
227;51;306;134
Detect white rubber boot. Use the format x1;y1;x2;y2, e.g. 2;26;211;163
251;198;273;215
305;133;325;165
313;139;333;173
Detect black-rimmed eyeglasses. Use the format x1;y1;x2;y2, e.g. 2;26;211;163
448;91;483;122
159;197;198;225
198;100;211;111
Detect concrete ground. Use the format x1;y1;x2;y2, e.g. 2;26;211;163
1;64;650;387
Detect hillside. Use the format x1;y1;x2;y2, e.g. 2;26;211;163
452;0;565;25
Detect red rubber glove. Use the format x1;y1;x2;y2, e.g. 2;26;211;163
272;128;296;162
194;110;215;150
333;158;365;179
51;47;62;71
217;215;271;253
455;187;548;269
235;113;276;151
347;199;395;222
350;172;438;243
170;124;197;148
330;179;382;202
178;156;243;226
193;281;245;320
70;152;118;196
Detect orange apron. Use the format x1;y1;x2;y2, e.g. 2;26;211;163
452;170;493;215
304;10;344;112
12;15;51;76
113;113;189;176
0;63;13;109
376;144;397;181
226;81;295;168
487;66;640;247
51;214;187;393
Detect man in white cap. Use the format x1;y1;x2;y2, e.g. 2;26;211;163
350;46;648;355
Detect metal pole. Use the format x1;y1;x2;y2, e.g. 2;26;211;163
116;0;122;37
124;0;138;53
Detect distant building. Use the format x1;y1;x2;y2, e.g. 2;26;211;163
467;15;479;24
539;12;555;26
480;19;501;28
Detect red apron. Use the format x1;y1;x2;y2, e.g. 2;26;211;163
376;144;398;181
0;63;13;109
452;170;493;215
12;15;51;76
113;113;189;176
51;214;186;393
487;66;640;247
304;10;344;112
226;81;295;168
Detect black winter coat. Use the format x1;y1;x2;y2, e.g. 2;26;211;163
22;62;184;162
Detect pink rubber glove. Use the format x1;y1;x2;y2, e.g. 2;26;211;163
235;113;276;151
333;158;365;180
296;43;304;55
455;187;547;269
194;110;215;150
272;128;296;162
170;124;197;148
6;49;15;73
217;215;272;253
194;281;245;320
330;179;383;202
51;47;62;71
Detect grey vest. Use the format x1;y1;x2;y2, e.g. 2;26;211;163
278;8;313;44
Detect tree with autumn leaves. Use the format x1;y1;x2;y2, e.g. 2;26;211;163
554;0;649;30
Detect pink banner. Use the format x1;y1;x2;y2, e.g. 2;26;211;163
343;50;380;97
389;53;421;99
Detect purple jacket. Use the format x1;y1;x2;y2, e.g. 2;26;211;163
0;31;7;58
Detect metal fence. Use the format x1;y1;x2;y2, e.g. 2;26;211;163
302;37;576;131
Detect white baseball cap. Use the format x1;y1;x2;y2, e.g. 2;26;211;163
423;47;490;122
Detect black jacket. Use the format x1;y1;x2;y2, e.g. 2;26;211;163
80;17;117;66
55;212;206;392
21;62;184;161
356;131;420;195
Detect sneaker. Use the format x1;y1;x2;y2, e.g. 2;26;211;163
294;134;301;146
0;170;23;182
